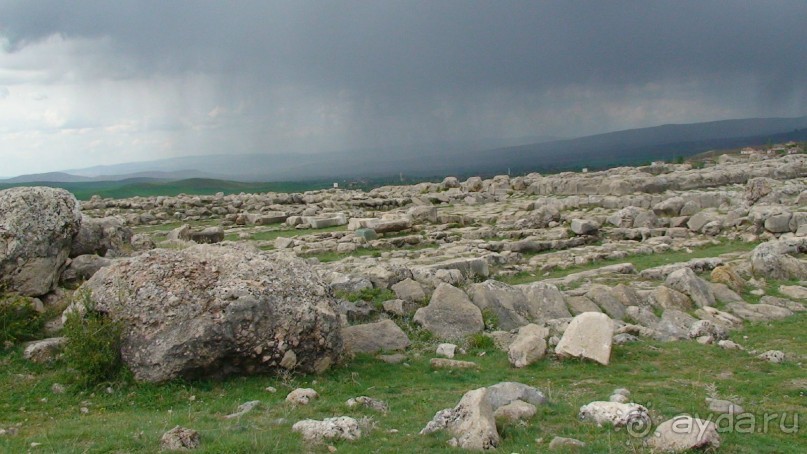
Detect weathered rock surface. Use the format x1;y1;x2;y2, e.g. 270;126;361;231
507;324;548;368
161;426;201;451
342;319;410;354
414;283;484;340
292;416;362;442
79;244;342;382
578;401;650;428
420;387;499;450
0;187;82;296
555;312;614;365
647;415;720;453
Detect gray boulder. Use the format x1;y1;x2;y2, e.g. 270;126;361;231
79;243;342;382
485;382;547;409
665;267;715;307
555;312;614;365
60;254;113;286
507;324;548;368
468;280;531;330
70;215;133;258
647;415;720;452
342;319;410;354
420;387;499;450
520;282;572;322
0;187;82;296
750;238;807;280
391;278;426;303
570;219;598;235
585;285;626;320
414;283;484;340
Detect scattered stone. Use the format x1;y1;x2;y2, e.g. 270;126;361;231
225;400;261;419
436;343;457;358
430;358;478;369
647;415;720;453
22;337;66;363
342;319;410;354
420;387;499;450
377;353;407;364
548;436;586;450
706;398;745;415
758;350;785;363
578;401;650;428
493;399;536;422
413;283;484;340
160;426;201;451
486;382;547;409
717;340;743;350
555;312;614;365
665;267;715;307
292;416;362;442
346;396;389;413
507;324;548;368
286;388;319;405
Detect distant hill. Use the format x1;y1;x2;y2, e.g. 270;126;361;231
3;116;807;184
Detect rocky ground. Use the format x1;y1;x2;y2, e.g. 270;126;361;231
1;151;806;452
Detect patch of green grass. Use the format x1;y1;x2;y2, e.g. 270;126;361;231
0;293;45;346
502;240;760;285
251;224;348;242
336;288;396;307
61;292;125;387
0;312;803;452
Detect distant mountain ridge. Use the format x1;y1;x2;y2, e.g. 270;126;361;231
3;116;807;184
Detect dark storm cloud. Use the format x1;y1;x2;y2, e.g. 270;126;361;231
1;0;806;173
4;1;806;94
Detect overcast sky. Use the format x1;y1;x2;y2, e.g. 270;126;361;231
1;1;806;176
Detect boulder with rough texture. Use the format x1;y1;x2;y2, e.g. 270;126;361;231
23;337;66;363
655;309;699;341
485;382;547;410
70;215;132;258
507;324;548;368
570;219;598;235
79;243;342;382
0;187;82;296
286;388;319;405
292;416;362;442
420;387;499;450
647;416;720;453
578;401;650;428
549;437;586;450
391;278;426;302
725;302;793;322
750;238;807;279
161;426;201;451
555;312;614;365
519;282;572;322
468;280;531;330
60;254;112;286
493;400;536;422
414;283;484;340
342;319;410;354
665;267;715;307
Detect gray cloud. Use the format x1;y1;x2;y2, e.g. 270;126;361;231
1;0;806;175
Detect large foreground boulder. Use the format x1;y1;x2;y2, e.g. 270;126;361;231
80;243;342;382
0;187;82;296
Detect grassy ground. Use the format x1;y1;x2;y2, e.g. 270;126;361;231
1;311;804;453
